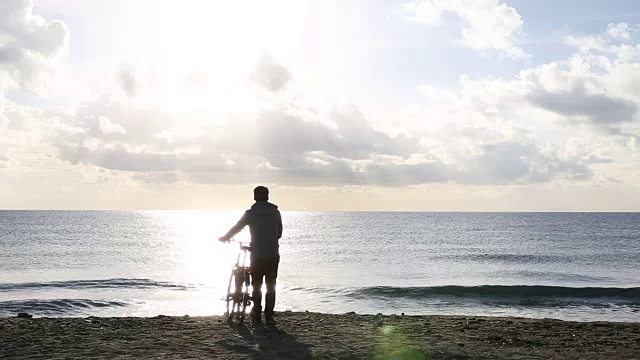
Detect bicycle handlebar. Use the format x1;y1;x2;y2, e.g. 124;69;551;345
221;238;251;251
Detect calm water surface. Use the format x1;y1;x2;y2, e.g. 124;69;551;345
1;211;639;321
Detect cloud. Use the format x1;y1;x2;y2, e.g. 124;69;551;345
565;22;638;54
607;22;632;41
55;141;180;172
0;2;68;176
405;0;527;58
0;153;11;167
0;0;69;92
41;93;593;187
73;96;178;143
250;53;291;92
521;23;640;141
256;105;419;163
582;153;613;164
457;142;591;184
526;87;638;125
132;172;180;184
3;10;633;192
565;34;611;54
98;116;126;135
115;62;139;97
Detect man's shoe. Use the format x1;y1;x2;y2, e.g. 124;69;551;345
250;311;262;323
265;315;276;325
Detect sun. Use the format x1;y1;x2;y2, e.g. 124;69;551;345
123;0;309;112
115;0;352;116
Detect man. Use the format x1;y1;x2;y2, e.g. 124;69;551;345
219;186;283;324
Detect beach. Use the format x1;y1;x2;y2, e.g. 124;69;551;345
1;312;639;359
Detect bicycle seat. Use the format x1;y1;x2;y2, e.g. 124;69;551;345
241;245;252;251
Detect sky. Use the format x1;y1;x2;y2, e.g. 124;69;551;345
1;0;640;211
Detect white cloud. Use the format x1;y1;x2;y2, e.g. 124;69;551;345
565;33;610;54
98;116;126;135
607;22;632;41
405;0;528;58
565;22;638;54
0;0;69;92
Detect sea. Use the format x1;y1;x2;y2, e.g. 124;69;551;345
1;211;639;322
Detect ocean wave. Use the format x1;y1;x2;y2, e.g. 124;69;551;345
350;285;640;302
0;278;193;292
435;253;564;263
506;270;617;283
0;298;131;316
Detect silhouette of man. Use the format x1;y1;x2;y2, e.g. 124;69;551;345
219;186;283;324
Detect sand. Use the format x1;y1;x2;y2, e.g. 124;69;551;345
1;312;639;359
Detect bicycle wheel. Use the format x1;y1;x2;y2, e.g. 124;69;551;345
225;269;235;321
237;271;251;325
227;268;246;324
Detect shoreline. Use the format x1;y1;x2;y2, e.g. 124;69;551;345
1;312;639;359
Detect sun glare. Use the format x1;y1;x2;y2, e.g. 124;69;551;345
124;0;310;113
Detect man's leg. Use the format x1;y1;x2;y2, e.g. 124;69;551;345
264;259;279;323
250;259;265;320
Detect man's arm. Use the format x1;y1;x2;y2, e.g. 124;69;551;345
276;210;283;239
220;210;250;241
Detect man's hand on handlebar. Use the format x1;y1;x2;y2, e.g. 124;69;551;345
218;236;230;243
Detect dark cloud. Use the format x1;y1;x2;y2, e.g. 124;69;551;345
526;87;637;124
116;63;139;97
56;142;177;171
250;53;291;92
0;153;10;167
256;109;342;160
0;43;23;63
256;105;419;165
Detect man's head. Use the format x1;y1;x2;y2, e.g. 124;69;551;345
254;186;269;201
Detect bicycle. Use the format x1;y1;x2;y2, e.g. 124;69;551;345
223;239;252;325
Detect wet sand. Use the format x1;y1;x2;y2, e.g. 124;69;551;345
1;312;639;359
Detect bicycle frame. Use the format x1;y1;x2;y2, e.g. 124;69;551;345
234;243;251;273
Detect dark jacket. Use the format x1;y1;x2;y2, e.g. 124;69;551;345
223;201;282;261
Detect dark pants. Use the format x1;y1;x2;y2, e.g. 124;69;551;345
250;258;279;317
